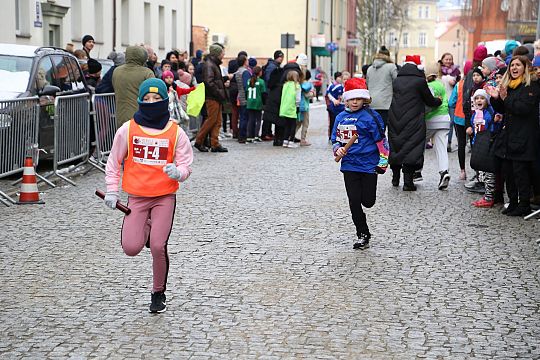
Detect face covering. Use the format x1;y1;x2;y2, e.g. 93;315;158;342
133;99;170;130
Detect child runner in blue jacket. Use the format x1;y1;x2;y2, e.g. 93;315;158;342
331;78;385;250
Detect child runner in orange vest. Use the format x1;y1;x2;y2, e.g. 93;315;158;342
104;78;193;313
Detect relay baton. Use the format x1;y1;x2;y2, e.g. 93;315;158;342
334;134;359;162
95;189;131;215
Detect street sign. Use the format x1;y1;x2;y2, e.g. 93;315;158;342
281;33;296;49
346;38;360;47
326;42;338;53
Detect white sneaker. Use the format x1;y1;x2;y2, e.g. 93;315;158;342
282;140;289;148
288;142;299;148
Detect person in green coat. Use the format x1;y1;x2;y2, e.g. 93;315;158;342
246;66;266;142
279;71;301;148
112;46;156;127
425;65;451;190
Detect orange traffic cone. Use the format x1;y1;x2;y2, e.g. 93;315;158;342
17;157;44;204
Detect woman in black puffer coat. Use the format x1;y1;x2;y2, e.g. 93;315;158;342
489;55;540;216
388;62;442;191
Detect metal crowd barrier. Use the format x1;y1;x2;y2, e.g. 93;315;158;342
53;93;90;185
89;93;116;172
0;97;42;206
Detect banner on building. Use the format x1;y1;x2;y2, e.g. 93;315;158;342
34;1;43;28
311;34;326;47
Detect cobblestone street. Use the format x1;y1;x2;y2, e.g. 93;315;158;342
1;104;539;359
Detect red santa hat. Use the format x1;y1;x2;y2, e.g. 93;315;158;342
342;77;370;102
404;55;424;71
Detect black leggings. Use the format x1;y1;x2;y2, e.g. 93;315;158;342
343;171;377;237
454;123;467;170
283;117;297;142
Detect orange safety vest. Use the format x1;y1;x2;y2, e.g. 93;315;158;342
122;119;180;197
454;79;465;119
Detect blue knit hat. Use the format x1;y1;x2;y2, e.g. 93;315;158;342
138;78;168;103
533;55;540;68
504;40;519;57
248;57;257;67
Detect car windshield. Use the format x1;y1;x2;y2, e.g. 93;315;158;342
0;55;33;94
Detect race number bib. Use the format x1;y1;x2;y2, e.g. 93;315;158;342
132;136;169;165
336;124;358;143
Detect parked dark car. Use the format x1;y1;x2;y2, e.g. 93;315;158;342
0;43;89;159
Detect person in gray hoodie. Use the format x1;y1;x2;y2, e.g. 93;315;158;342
366;46;398;126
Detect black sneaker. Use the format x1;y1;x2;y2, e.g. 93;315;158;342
506;205;531;217
413;171;423;182
149;291;166;313
353;233;371;250
211;146;228;152
438;170;450;190
194;143;209;152
501;202;517;215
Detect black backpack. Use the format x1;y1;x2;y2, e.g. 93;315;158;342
229;75;238;103
194;61;204;84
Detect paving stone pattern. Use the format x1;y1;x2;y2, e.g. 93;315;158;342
1;105;539;359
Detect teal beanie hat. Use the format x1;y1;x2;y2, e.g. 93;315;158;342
138;78;168;103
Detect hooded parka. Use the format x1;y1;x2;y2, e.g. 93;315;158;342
112;46;156;127
388;64;442;171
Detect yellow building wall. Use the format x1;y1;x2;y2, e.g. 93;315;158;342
397;1;438;64
192;0;307;63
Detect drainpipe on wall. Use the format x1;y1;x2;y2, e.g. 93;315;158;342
112;0;116;51
305;0;309;55
190;0;194;57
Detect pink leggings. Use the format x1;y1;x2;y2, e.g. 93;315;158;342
121;194;176;292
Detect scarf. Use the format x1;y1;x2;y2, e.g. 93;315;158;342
133;99;170;130
441;65;460;77
508;76;523;89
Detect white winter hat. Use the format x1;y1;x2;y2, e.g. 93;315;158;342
473;89;490;103
296;53;308;66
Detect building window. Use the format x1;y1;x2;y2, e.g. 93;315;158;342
158;6;165;50
144;2;151;44
424;6;429;19
389;32;395;46
419;32;427;47
311;0;318;19
71;0;81;39
404;7;409;18
121;0;129;46
418;5;422;18
172;10;177;49
403;32;408;48
95;0;103;42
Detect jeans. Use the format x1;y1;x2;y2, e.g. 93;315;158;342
247;109;262;138
238;105;248;139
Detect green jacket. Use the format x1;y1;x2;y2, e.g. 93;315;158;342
426;79;448;120
112;46;155;127
246;78;266;111
279;81;300;119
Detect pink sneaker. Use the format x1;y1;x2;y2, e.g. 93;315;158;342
459;170;467;181
300;140;311;146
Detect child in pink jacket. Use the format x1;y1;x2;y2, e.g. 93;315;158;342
104;78;193;313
